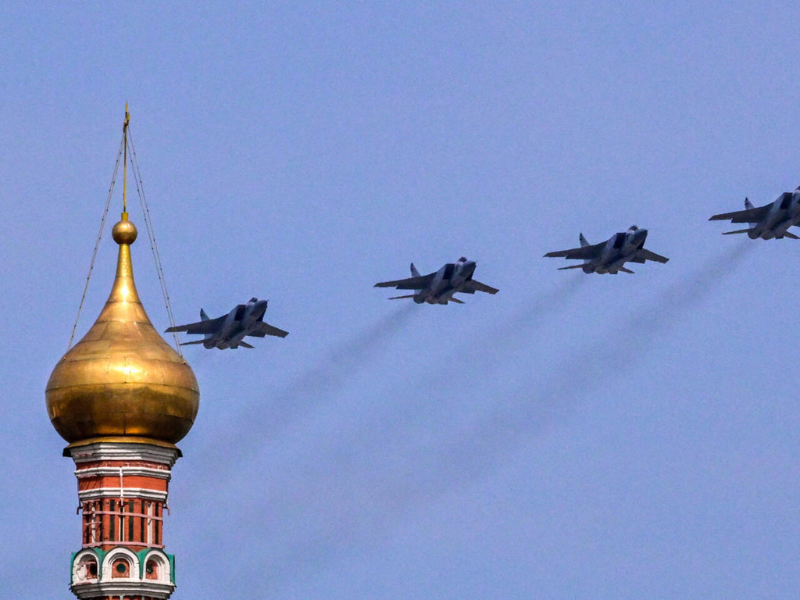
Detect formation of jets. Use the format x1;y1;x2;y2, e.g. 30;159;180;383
168;185;799;349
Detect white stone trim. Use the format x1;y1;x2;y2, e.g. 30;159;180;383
143;549;172;584
71;549;100;586
101;547;141;582
71;580;175;600
75;466;172;480
68;442;180;467
78;487;168;502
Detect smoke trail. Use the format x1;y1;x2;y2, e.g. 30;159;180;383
273;302;416;404
185;278;587;590
487;274;587;347
627;242;752;337
398;242;755;497
199;243;753;592
395;242;756;498
193;280;581;482
190;303;417;477
408;276;587;394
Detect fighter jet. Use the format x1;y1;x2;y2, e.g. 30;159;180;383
374;257;499;304
544;226;669;274
165;297;288;349
709;187;800;239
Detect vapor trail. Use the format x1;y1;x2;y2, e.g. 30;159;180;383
198;243;753;592
274;302;416;404
191;303;416;473
185;278;587;588
396;241;756;498
487;274;587;347
372;274;586;437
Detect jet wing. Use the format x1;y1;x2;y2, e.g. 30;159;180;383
165;315;226;335
634;248;669;264
249;321;289;338
374;273;435;290
461;279;499;295
709;205;770;224
544;242;604;260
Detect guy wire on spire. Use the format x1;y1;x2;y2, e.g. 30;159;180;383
122;102;130;214
67;136;124;349
127;126;184;355
68;105;184;355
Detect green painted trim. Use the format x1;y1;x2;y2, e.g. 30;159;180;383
136;548;148;578
71;547;174;584
135;548;176;583
168;553;176;584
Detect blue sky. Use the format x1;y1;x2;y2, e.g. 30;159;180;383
2;2;800;598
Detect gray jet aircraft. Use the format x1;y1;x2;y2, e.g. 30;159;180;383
545;226;669;274
709;186;800;239
374;257;499;304
165;297;288;349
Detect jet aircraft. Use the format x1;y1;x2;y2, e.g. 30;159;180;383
544;226;669;274
165;297;288;349
374;257;499;304
709;187;800;239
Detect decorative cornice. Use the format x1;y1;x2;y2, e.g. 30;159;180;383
71;580;175;600
66;441;180;466
78;487;168;502
75;466;172;481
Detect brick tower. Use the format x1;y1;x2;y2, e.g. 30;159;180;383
46;211;200;599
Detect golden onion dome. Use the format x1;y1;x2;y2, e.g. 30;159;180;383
46;214;199;445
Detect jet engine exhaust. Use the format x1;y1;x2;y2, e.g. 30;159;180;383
192;303;416;476
183;244;753;593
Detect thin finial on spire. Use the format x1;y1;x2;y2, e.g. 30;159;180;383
122;103;130;217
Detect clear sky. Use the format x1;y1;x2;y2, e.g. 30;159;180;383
2;2;800;598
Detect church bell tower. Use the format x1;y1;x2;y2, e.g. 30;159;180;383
45;111;200;600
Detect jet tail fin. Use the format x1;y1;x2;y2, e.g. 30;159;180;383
558;264;586;271
239;341;255;349
745;197;754;210
410;263;421;278
449;297;465;304
388;294;417;300
722;229;751;235
200;309;210;321
619;267;635;274
180;340;207;346
784;232;800;240
579;233;589;247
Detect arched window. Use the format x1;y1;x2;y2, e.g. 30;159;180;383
145;559;160;580
111;558;130;579
143;551;171;584
73;555;98;584
102;549;140;582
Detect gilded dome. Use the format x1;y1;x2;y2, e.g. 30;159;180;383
46;214;199;445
